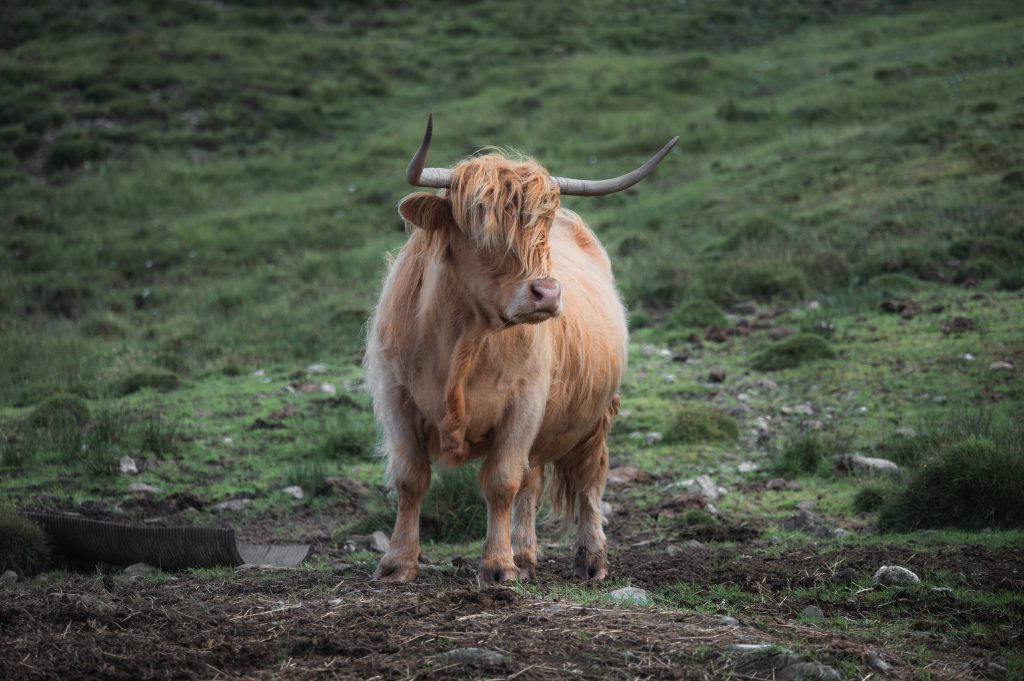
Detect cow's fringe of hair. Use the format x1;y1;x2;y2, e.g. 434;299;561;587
430;152;559;281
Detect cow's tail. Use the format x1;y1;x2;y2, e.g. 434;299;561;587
547;394;619;524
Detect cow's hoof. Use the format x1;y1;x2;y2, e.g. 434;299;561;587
373;557;419;583
477;559;519;585
572;546;608;581
514;554;537;581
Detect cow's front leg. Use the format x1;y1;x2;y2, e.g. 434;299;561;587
511;465;543;580
477;450;526;585
375;451;430;582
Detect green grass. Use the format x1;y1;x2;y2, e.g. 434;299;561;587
665;406;739;445
751;334;836;371
0;507;50;575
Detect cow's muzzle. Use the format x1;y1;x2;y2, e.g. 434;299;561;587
529;277;561;317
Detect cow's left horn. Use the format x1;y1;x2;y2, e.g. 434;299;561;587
552;136;679;197
405;113;453;189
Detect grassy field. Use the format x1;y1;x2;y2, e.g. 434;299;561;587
2;1;1023;678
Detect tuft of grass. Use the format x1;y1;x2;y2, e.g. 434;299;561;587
665;405;738;445
667;299;726;330
284;459;331;498
420;465;487;543
27;394;90;430
726;262;807;302
878;422;1024;532
345;464;487;544
751;334;836;371
774;434;827;476
0;507;50;575
852;485;887;514
114;370;180;397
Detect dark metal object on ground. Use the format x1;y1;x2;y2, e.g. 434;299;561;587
25;513;311;570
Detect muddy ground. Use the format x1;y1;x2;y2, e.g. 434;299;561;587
2;491;1021;680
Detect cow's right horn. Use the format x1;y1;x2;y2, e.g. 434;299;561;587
405;113;452;189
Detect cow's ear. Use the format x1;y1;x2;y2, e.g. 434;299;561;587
398;192;454;231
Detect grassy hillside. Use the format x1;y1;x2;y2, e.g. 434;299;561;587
1;2;1023;677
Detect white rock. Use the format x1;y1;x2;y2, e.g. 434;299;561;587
123;563;159;576
282;486;304;500
989;360;1013;371
306;364;328;374
872;565;920;586
895;426;916;438
119;456;138;475
327;598;342;606
687;474;721;501
726;643;779;654
1;570;17;585
628;430;645;440
441;647;508;668
368;531;390;553
643;432;663;447
251;369;266;377
778;662;842;680
848;454;899;474
714;616;740;627
737;461;759;473
127;483;161;494
319;383;337;395
865;651;891;675
617;409;631;420
961;353;975;362
753;416;771;432
686;539;708;550
801;605;824;619
607;586;650;604
213;498;252;512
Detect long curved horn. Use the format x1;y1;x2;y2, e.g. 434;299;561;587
551;136;679;196
405;113;452;189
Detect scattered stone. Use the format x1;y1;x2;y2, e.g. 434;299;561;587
251;369;266;377
714;615;740;627
894;426;916;438
671;350;691;363
2;570;17;585
766;478;788;490
795;500;816;511
606;466;651;486
127;482;162;494
123;563;159;576
346;531;390;554
730;300;758;316
941;316;975;334
753;416;771;433
665;545;682;558
119;456;139;475
725;643;780;654
800;605;824;620
989;360;1013;371
778;510;831;538
282;486;304;500
607;586;650;604
780;402;814;416
961;352;976;362
305;363;329;374
865;651;891;675
845;454;899;474
440;647;509;669
679;474;722;501
872;565;920;586
686;539;707;550
768;326;797;341
705;325;730;343
708;367;726;383
830;567;858;584
832;528;850;538
737;461;759;473
212;498;252;512
881;298;920;319
778;662;842;680
324;476;370;497
643;431;662;447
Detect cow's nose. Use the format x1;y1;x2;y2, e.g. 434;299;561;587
529;278;561;314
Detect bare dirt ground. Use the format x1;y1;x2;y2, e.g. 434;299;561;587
3;495;1021;680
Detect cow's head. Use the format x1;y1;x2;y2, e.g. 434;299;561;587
399;115;678;329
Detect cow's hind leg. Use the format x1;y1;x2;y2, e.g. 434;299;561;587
511;465;543;580
373;390;430;583
560;397;616;581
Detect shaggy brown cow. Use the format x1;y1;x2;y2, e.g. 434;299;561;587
365;116;676;584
